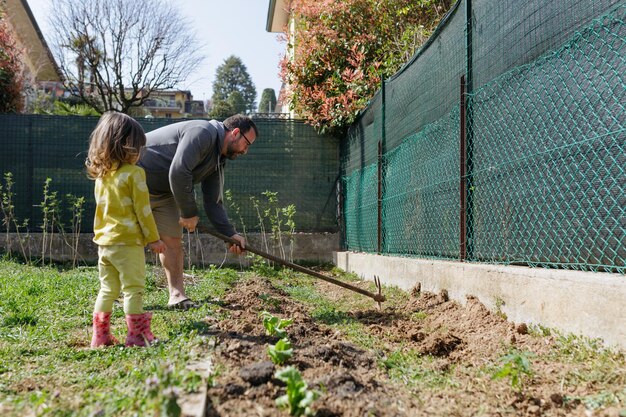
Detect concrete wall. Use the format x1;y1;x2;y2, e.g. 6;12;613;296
334;252;626;349
0;232;340;265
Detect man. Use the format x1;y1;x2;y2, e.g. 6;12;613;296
138;114;258;309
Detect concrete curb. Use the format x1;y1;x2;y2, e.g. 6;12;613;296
0;232;340;265
334;251;626;349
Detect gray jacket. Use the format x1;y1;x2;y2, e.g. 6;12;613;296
138;119;235;237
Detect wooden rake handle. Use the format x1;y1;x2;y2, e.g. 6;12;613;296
206;230;386;304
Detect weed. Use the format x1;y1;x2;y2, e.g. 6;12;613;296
411;311;428;321
492;349;534;391
527;323;552;337
274;366;319;416
555;332;609;363
380;349;456;389
253;191;297;264
581;391;623;410
251;255;282;277
494;296;507;320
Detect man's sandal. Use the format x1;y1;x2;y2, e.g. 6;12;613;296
167;298;199;310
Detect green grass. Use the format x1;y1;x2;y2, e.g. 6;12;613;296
3;258;625;415
381;348;457;390
0;259;239;416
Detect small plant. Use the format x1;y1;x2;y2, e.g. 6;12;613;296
0;172;14;256
1;172;31;262
492;350;534;391
65;193;85;268
494;296;507;320
274;366;319;416
268;338;293;365
261;311;293;339
262;191;285;258
281;203;296;262
39;178;61;265
225;189;247;238
251;255;282;278
411;311;428;321
255;191;298;262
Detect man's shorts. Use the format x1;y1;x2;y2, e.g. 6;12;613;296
149;194;183;238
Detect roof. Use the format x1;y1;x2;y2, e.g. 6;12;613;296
2;0;62;82
266;0;289;33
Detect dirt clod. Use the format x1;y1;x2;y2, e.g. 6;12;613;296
517;322;529;334
239;361;275;386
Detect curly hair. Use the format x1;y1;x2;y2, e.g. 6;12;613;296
86;112;146;179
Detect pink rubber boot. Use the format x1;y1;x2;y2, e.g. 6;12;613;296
125;312;156;347
91;312;119;348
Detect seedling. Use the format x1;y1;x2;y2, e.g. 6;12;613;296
492;350;534;391
268;338;293;365
261;311;293;339
274;366;319;416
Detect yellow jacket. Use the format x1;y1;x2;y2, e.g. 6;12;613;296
93;164;160;246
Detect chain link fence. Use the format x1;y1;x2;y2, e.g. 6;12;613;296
342;0;625;273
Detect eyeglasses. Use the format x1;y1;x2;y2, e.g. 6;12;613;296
239;130;252;146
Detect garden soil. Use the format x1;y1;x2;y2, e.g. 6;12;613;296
190;275;624;417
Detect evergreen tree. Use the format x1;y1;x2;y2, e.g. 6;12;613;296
212;55;256;113
208;100;235;119
227;91;246;114
258;88;277;113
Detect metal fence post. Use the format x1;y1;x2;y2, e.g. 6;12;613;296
460;75;467;261
378;75;386;254
465;0;474;260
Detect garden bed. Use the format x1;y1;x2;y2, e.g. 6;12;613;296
0;260;624;416
196;270;626;416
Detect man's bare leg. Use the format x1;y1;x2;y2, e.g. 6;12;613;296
160;235;187;305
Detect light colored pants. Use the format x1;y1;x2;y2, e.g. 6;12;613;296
94;245;146;315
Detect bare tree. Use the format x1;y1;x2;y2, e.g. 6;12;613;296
48;0;204;113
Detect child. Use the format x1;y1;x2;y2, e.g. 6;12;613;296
86;112;166;348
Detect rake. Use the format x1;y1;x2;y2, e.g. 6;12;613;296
206;230;385;309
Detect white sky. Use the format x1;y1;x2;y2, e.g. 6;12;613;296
25;0;285;104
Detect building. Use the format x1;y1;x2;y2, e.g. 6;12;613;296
140;89;206;119
1;0;64;108
266;0;294;117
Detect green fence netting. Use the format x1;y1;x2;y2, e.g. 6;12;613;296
342;0;625;273
0;116;340;234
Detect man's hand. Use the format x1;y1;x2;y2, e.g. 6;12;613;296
148;239;167;254
228;233;246;255
179;216;199;232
